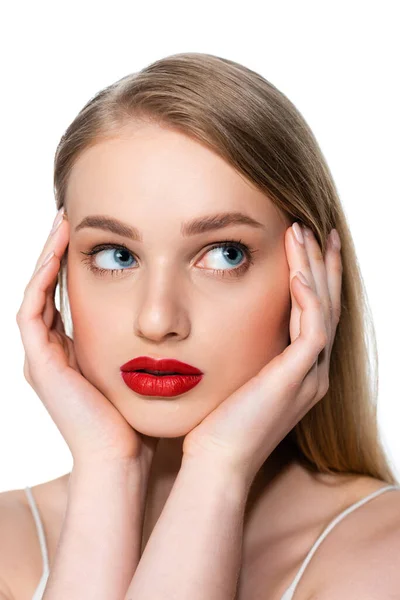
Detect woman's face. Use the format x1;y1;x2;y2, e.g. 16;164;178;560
64;123;293;438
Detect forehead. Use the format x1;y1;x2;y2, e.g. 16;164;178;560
65;124;288;231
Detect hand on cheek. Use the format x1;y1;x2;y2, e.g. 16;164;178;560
181;223;342;491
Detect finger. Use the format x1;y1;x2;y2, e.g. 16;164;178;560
299;230;342;402
17;253;61;365
287;223;315;290
32;207;67;277
324;230;343;342
26;215;69;294
42;271;59;329
17;219;69;365
282;273;328;387
20;214;69;323
42;254;68;330
285;223;314;343
302;226;332;337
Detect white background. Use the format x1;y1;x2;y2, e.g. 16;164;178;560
1;1;399;492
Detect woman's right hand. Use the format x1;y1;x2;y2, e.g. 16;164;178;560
16;207;159;475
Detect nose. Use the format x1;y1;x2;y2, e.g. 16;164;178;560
133;278;190;343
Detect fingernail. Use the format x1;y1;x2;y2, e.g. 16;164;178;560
51;207;65;235
292;222;304;245
330;229;341;251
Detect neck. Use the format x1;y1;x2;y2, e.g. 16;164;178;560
57;434;301;552
140;434;299;543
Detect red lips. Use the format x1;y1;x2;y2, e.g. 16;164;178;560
120;356;203;375
120;356;204;397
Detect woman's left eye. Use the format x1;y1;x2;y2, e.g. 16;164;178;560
80;240;259;279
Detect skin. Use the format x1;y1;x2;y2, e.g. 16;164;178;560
9;121;400;599
65;123;292;435
61;121;295;533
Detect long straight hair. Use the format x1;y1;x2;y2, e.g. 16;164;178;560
53;52;398;485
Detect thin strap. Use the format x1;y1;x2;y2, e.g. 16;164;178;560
280;484;400;600
24;487;50;574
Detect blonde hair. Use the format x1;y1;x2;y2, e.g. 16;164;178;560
54;52;398;485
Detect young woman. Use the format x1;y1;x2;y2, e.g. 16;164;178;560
2;52;399;600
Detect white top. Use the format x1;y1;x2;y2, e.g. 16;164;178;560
24;483;400;600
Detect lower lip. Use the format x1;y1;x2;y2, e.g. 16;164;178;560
120;371;203;397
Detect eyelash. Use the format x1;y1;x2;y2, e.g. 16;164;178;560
80;239;259;279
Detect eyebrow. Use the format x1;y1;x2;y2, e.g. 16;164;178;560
74;211;266;241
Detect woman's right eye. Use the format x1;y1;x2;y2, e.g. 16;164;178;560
81;244;136;278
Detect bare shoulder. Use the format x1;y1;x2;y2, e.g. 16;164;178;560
0;487;42;598
0;487;38;565
239;468;400;600
305;486;400;599
0;477;68;599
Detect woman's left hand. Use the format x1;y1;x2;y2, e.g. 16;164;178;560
182;223;342;490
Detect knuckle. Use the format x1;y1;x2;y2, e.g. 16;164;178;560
23;361;33;385
312;294;323;309
16;308;25;325
22;278;35;300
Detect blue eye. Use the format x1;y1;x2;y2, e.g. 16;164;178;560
200;244;245;270
90;247;135;270
81;240;258;279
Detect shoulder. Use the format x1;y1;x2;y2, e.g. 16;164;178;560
0;476;69;591
0;488;34;557
0;488;39;597
0;486;51;599
305;487;400;599
242;468;400;600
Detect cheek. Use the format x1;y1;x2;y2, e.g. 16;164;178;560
212;284;291;390
245;289;291;368
66;266;117;379
209;257;291;393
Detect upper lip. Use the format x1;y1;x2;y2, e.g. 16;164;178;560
120;356;203;375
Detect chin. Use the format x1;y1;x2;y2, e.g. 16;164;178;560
129;420;194;439
119;401;207;440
